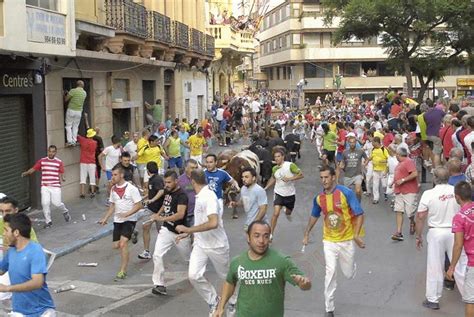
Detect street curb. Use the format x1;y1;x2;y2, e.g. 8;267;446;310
52;223;113;258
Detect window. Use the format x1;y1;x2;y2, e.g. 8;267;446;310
261;44;266;54
304;63;333;78
288;66;293;79
268;68;274;80
273;39;277;50
377;62;396;76
279;37;283;49
292;34;301;45
282;67;287;80
26;0;57;11
275;10;280;24
112;79;130;101
276;67;280;80
448;64;470;76
281;6;286;19
267;42;271;53
286;34;291;47
343;63;361;77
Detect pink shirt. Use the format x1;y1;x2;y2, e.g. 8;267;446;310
33;157;64;187
452;202;474;266
393;157;418;194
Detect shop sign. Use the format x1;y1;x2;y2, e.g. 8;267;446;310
26;6;66;45
457;78;474;86
0;72;34;93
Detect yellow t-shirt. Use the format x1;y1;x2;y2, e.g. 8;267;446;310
370;147;389;171
329;123;337;133
182;122;191;132
136;137;149;164
138;144;162;166
188;135;206;156
374;130;384;140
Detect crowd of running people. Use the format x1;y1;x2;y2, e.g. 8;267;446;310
2;88;474;317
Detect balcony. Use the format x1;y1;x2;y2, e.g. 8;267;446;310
147;10;171;45
207;25;254;54
206;34;215;56
190;28;205;54
172;21;189;50
105;0;147;39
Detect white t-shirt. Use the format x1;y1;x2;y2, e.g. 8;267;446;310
216;108;224;121
124;141;138;160
251;100;261;113
417;184;459;228
387;156;399;175
464;131;474;157
273;161;300;197
193;186;229;249
110;182;142;223
102;145;121;170
396;142;409;153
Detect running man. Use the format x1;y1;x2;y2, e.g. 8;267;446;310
99;165;143;280
340;134;368;202
187;127;207;165
214;220;311;317
264;147;303;237
149;170;191;296
229;167;268;232
302;165;365;317
175;169;236;316
21;145;71;228
205;154;240;216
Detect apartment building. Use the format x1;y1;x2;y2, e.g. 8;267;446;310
0;0;214;206
257;0;474;102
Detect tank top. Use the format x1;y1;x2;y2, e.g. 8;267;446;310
168;137;181;158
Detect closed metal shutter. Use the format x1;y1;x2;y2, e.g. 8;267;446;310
0;96;31;209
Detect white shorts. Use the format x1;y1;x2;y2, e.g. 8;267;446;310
464;266;474;304
80;163;96;185
394;193;417;217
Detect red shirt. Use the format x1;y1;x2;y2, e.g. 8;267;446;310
390;104;402;117
77;135;97;164
203;123;212;138
394;157;418;194
33;157;65;187
223;108;232;120
383;132;394;148
459;128;471;163
337;129;347;153
439;125;454;159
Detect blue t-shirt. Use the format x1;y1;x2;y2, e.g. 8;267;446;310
448;174;466;186
241;183;268;226
178;131;189;152
0;241;55;316
205;169;232;199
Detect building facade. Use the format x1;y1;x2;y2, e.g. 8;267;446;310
257;0;474;102
0;0;214;206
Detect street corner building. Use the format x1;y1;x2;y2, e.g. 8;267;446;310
0;0;217;207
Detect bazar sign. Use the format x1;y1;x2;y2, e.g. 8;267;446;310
457;78;474;86
26;6;66;45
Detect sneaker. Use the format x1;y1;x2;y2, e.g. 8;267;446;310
131;230;139;244
325;312;334;317
208;296;220;317
63;212;71;222
422;299;439;310
363;192;371;196
114;271;127;281
151;285;167;296
80;194;85;199
90;192;96;199
105;200;111;207
138;250;152;260
372;200;379;204
391;232;404;241
227;303;236;317
43;221;52;229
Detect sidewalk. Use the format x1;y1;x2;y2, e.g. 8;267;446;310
29;190;124;258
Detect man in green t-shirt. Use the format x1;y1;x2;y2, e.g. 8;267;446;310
214;220;311;317
145;99;163;125
65;80;87;146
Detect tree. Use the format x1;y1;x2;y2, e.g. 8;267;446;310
323;0;474;101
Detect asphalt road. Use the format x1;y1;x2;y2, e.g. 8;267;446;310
19;138;465;316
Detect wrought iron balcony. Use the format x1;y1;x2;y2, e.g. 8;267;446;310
172;21;189;49
190;28;205;54
105;0;147;39
206;34;215;56
147;10;171;45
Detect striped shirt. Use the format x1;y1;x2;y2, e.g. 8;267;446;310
33;157;64;187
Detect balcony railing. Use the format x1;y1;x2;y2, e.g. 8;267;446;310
147;10;171;44
190;28;205;54
207;25;254;53
172;21;189;49
206;34;215;56
105;0;147;39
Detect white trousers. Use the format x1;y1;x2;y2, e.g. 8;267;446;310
372;170;387;201
190;154;202;166
316;136;323;157
9;309;56;317
79;163;96;186
41;186;68;224
364;162;373;194
385;174;394;195
426;228;467;302
0;272;11;300
324;240;356;313
152;227;191;286
65;108;82;143
188;245;236;305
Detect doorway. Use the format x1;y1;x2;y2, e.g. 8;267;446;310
63;78;91;136
112;108;130;138
142;80;155;126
